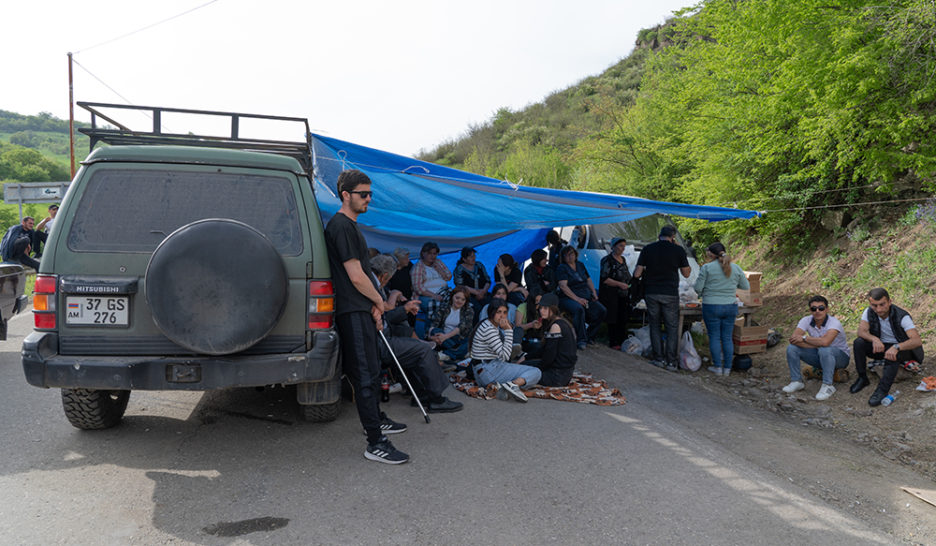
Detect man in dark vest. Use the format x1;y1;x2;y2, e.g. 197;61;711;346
850;287;924;406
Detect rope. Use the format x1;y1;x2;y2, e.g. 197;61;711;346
74;0;221;54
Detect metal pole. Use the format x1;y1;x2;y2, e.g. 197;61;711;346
378;329;430;423
68;52;76;180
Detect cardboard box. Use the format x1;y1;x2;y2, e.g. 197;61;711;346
736;289;763;307
733;339;767;354
744;271;762;293
733;325;768;341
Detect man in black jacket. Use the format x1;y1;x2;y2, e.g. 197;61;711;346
371;254;463;413
850;287;924;406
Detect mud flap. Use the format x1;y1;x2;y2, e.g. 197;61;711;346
296;375;341;406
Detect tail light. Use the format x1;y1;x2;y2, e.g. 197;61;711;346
33;274;58;330
308;280;334;329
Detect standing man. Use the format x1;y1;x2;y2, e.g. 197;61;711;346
633;226;691;371
850;287;924;406
325;169;409;464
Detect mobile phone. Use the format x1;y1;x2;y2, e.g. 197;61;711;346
518;352;527;360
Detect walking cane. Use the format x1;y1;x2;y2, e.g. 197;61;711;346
378;329;431;424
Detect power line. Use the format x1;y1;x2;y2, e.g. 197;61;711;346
74;0;220;54
71;58;135;106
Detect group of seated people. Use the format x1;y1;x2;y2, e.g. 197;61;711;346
367;231;615;399
783;288;923;407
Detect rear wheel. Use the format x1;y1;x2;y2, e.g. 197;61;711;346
301;401;340;423
61;388;130;430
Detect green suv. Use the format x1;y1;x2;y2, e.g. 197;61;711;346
22;103;340;429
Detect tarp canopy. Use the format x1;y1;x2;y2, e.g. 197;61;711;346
311;134;758;271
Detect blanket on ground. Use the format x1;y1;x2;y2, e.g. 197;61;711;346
449;369;626;405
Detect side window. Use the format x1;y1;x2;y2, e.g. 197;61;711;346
67;168;303;255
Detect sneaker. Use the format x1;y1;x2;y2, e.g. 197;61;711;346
815;384;836;401
438;353;452;362
782;381;805;393
722;367;731;377
708;366;723;376
378;412;407;435
364;436;410;464
500;381;528;402
650;360;667;369
425;397;464;413
577;342;587;351
664;362;679;372
902;360;922;374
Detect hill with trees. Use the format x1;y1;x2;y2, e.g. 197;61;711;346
418;0;936;249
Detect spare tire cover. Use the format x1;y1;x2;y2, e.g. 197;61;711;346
145;219;288;355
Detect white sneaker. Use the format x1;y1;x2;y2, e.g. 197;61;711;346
500;381;528;402
782;381;805;393
438;352;451;362
707;366;723;376
815;384;836;401
722;368;731;377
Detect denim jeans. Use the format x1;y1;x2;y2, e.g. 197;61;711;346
558;297;607;344
786;344;850;385
645;293;679;363
473;360;542;388
429;327;469;360
702;303;738;369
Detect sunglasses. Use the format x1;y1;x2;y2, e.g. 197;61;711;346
348;190;373;198
810;305;826;312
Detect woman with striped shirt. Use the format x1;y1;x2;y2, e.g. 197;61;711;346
469;298;542;402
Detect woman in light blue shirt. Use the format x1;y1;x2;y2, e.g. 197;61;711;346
694;242;750;376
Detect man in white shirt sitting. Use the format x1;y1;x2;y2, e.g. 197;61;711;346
782;295;850;401
849;287;924;406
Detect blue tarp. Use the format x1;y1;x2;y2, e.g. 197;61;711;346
311;133;758;272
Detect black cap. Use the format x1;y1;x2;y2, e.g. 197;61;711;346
539;293;559;308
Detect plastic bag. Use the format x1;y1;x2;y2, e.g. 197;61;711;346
632;326;652;357
623;336;643;355
679;331;702;371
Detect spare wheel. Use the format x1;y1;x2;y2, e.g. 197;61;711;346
146;219;288;355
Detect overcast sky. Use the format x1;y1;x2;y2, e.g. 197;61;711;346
4;0;691;156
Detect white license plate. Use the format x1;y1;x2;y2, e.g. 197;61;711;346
65;296;129;326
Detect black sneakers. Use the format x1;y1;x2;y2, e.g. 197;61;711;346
378;412;407;434
365;436;410;464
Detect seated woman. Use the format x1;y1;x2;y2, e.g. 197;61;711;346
556;245;607;350
494;254;527;306
469;298;542;402
429;287;474;361
516;290;545;357
452;246;490;321
411;241;452;336
480;284;538;348
523;249;556;295
528;293;577;387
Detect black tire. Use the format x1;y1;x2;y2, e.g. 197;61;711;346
61;388;130;430
145;219;288;355
301;401;340;423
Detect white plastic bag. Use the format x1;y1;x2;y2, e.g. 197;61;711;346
622;336;642;355
633;326;652;357
679;331;702;371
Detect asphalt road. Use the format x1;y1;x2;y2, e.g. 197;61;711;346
1;310;933;545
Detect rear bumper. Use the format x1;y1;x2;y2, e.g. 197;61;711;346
22;330;339;391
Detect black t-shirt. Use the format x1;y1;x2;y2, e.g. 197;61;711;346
636;240;689;296
324;212;378;315
495;267;522;288
387;262;413;299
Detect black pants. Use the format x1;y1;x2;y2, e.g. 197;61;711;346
336;312;382;444
380;336;448;403
853;338;922;395
606;295;630;348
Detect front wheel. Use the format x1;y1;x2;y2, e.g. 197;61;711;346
61;388;130;430
301;401;340;423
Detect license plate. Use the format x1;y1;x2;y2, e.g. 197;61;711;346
65;296;129;326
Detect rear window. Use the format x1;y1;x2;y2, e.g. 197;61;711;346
67;168;303;254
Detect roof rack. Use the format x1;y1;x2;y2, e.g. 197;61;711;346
77;101;314;176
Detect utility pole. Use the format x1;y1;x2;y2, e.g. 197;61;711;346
68;52;75;180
